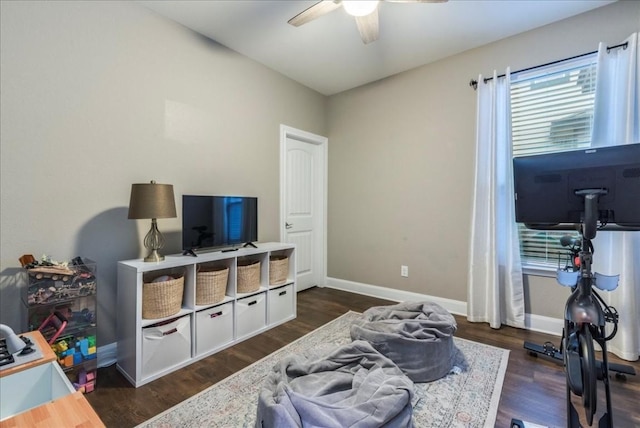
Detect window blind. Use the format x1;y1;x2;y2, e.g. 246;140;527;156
510;54;598;265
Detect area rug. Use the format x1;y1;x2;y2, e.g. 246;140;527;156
138;311;509;428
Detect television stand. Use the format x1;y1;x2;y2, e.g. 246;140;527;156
182;248;198;257
117;242;296;387
243;242;258;248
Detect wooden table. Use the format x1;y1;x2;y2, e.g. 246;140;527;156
0;331;105;427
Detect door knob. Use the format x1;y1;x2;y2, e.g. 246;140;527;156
285;222;293;229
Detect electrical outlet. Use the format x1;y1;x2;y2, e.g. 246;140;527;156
401;265;408;277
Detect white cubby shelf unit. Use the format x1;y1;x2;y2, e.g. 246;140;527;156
116;242;296;387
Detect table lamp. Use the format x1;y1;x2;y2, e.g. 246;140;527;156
128;180;177;262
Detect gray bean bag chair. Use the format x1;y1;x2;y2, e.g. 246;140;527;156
350;301;457;383
255;340;414;428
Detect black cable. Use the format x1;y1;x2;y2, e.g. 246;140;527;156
592;289;619;341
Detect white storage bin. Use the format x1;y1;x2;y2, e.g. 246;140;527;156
142;315;191;379
195;302;234;356
236;293;266;339
268;284;294;325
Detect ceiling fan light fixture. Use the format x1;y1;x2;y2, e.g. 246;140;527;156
342;1;379;17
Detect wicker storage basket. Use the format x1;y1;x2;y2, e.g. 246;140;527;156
196;266;229;305
269;255;289;286
143;274;184;319
237;260;260;293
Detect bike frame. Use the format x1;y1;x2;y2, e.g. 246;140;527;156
563;233;613;427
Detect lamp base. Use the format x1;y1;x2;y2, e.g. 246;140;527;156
144;249;165;263
143;218;166;262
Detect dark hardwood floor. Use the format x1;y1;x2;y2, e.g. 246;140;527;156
86;287;640;427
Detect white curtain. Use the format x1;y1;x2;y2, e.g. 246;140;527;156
468;69;525;329
591;32;640;361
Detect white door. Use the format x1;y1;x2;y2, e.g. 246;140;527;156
280;125;327;292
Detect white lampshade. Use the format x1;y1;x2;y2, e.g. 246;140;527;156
343;1;379;17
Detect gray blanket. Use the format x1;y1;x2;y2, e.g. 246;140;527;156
255;340;414;428
350;301;457;382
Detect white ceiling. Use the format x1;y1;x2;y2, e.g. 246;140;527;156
138;0;615;96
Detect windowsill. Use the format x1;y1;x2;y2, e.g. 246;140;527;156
522;263;557;278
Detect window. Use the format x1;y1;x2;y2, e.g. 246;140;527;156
226;197;243;242
510;54;598;268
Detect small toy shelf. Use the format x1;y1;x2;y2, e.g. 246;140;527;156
22;257;98;394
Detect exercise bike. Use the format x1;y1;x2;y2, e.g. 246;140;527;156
523;191;636;427
563;230;616;427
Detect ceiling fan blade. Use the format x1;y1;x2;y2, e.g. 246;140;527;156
288;0;342;27
355;8;379;44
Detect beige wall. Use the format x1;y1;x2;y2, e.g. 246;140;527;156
326;1;639;318
1;0;638;349
0;1;326;345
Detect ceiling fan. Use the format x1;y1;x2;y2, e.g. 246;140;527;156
288;0;448;45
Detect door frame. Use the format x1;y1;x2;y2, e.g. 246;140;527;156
279;124;328;289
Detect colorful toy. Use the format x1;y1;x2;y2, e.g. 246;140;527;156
53;335;97;366
73;369;96;394
38;311;68;344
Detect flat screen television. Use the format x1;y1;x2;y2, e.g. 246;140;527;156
182;195;258;252
513;143;640;235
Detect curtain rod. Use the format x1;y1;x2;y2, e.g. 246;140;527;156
468;42;628;90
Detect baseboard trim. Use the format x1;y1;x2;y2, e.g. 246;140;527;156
325;277;468;316
325;277;562;337
97;282;564;367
